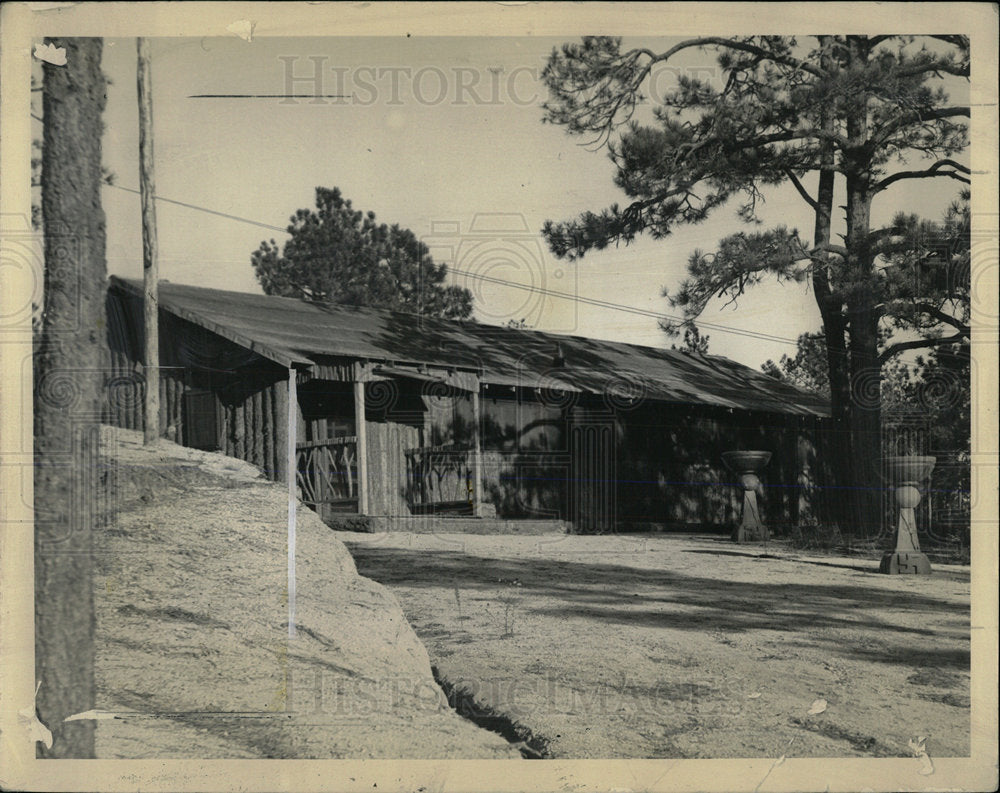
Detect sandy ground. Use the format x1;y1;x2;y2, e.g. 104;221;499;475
93;427;520;759
338;530;971;760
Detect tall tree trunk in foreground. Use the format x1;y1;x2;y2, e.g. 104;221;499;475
34;37;107;759
811;119;852;531
841;36;882;540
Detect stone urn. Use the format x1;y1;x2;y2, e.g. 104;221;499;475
880;455;935;574
722;451;772;543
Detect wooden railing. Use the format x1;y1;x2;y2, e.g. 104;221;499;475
405;444;474;512
296;436;358;508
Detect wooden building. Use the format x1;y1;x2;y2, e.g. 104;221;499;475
104;277;832;533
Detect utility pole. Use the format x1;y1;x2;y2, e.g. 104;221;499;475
137;37;159;444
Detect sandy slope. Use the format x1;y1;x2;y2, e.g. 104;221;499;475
93;427;519;759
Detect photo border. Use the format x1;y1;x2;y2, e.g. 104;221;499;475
1;3;996;791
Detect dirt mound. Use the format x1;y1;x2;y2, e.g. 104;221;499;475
93;426;519;759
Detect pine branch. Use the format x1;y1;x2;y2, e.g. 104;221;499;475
783;169;820;212
874;159;971;193
811;242;849;259
628;36;822;78
872;106;971;146
879;331;967;364
544;36;823;144
902;302;971;335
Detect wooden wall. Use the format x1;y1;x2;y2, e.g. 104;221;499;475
479;390;571;520
614;402;809;532
365;419;422;516
360;378;423;517
476;390;826;533
105;288;829;528
104;288;290;481
215;377;291;481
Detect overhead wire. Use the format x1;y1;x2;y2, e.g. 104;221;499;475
103;182;861;351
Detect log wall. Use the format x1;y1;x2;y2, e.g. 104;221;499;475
104;288;289;481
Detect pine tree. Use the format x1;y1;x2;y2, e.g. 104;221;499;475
252;187;473;319
34;37;108;758
541;35;970;532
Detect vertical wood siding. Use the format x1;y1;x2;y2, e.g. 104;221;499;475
365;418;421;516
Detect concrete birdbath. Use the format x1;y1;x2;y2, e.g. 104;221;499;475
722;450;771;543
879;455;935;574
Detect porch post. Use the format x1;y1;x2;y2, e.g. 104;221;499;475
354;377;369;515
796;414;814;528
472;383;483;515
287;368;297;639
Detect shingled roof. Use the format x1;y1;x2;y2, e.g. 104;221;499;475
110;277;830;417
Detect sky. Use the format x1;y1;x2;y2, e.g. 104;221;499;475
77;35;970;370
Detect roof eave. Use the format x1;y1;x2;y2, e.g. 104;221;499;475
109;276;311;370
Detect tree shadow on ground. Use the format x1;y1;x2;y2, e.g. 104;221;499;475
683;548;877;574
682;547;970;582
344;542;969;671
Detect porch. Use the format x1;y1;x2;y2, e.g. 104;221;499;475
294;437;484;521
294;363;491;523
295;436;360;523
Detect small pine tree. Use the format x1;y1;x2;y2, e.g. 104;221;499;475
252;187;473;319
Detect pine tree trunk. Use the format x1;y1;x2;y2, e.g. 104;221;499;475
847;301;882;539
812;152;852;530
34;37;107;759
845;176;882;539
808;38;854;532
842;37;882;539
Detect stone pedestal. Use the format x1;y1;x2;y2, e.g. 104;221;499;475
722;451;772;543
880;456;935;575
879;551;932;574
